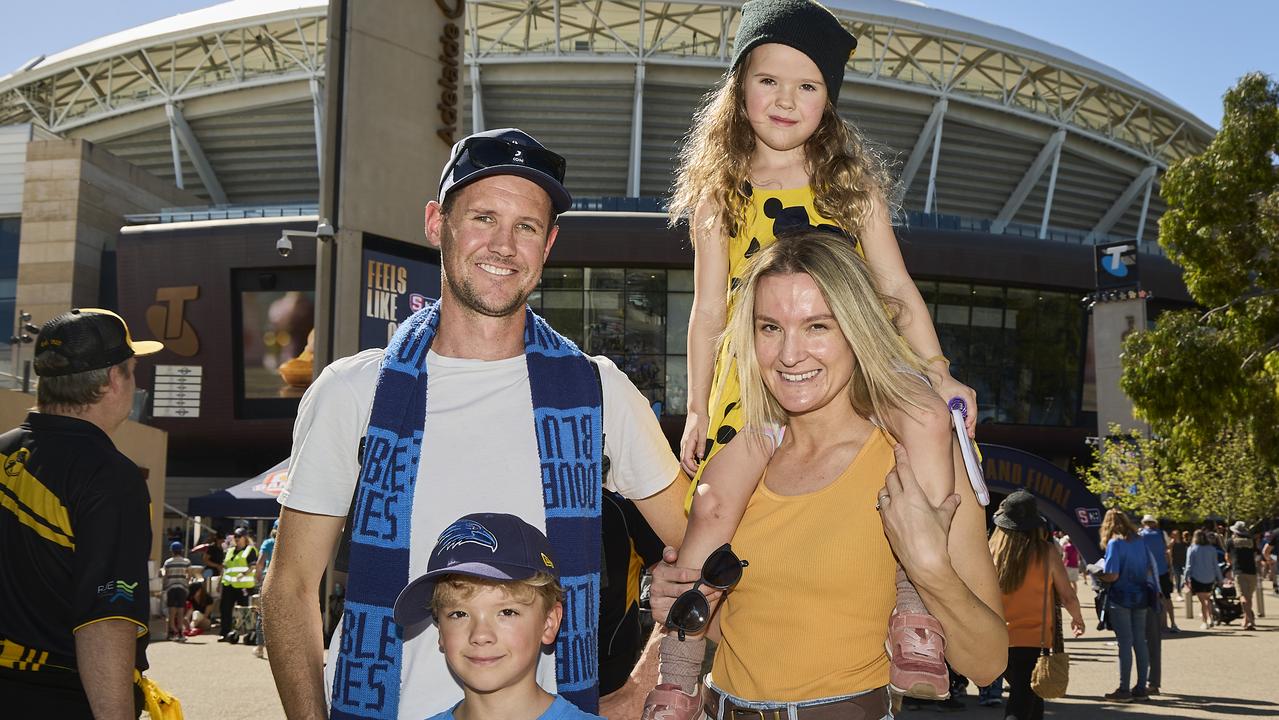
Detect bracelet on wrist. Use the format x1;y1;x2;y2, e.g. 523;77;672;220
925;354;950;367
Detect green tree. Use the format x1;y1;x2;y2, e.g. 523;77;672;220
1084;425;1191;520
1121;73;1279;467
1178;426;1279;525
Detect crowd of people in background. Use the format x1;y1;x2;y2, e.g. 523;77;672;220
157;520;278;659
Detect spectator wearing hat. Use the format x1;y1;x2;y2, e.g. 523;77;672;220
263;128;689;719
0;308;162;718
218;527;259;642
989;491;1085;720
393;513;601;719
1097;510;1157;703
1225;521;1260;630
161;542;193;642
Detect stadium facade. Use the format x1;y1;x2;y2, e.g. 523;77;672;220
0;0;1212;516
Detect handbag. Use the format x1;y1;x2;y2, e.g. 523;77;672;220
134;670;184;720
1031;555;1070;699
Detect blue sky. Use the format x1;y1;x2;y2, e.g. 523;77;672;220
2;0;1275;128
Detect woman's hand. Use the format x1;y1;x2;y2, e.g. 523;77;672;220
877;444;962;580
679;411;709;476
1070;615;1086;637
934;370;977;439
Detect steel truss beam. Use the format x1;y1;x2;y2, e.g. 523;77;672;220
0;12;326;136
991;128;1066;234
166;102;227;205
461;1;1208;166
1091;164;1158;238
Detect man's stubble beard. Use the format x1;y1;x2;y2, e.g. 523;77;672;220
440;220;538;319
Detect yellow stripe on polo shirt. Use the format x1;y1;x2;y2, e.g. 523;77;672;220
0;449;75;550
0;635;64;672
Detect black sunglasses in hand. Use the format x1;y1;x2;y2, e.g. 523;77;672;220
665;543;749;641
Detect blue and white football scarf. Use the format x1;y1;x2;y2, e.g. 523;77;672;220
330;301;603;718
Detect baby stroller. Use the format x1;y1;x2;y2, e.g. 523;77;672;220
1212;583;1243;625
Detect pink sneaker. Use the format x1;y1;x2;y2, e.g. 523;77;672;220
641;683;701;720
887;611;949;700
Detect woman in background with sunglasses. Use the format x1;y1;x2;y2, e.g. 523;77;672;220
652;228;1005;719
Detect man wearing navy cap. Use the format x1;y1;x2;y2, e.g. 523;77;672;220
0;308;162;718
267;129;689;719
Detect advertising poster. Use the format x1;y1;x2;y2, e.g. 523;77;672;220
359;246;441;350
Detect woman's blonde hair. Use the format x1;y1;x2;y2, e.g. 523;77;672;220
725;228;931;438
667;54;893;241
1099;509;1138;548
989;526;1054;595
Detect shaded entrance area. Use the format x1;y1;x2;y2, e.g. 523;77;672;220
979;443;1104;564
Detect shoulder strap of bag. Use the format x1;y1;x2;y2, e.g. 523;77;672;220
1039;551;1052;654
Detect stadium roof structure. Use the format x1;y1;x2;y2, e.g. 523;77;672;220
0;0;1215;243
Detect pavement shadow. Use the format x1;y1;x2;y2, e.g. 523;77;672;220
1048;695;1279;716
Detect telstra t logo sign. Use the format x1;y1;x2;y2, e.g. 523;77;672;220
1100;244;1134;277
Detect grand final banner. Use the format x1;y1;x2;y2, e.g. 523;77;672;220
358;243;441;350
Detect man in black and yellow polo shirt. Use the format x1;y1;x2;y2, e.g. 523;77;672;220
0;308;162;719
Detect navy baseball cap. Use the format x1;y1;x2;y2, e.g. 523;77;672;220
392;513;559;627
438;128;572;214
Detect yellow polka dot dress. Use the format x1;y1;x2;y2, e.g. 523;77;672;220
688;185;857;507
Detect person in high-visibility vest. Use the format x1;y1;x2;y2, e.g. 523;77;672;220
218;528;258;642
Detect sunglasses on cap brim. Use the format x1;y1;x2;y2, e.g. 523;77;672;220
445;136;567;185
665;543;749;641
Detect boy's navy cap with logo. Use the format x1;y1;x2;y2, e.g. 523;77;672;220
35;308;163;378
393;512;559;627
438;128;572;214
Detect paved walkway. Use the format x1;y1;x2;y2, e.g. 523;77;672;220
144;584;1279;719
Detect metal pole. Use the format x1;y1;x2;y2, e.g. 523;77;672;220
924;104;945;214
310;77;325;180
1135;172;1155;244
470;62;484;134
1038;140;1063;239
627;63;645;198
166;103;185;189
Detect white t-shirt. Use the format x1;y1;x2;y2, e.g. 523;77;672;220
281;348;678;719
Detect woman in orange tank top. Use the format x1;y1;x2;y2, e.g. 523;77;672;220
653;229;1007;719
989;491;1086;720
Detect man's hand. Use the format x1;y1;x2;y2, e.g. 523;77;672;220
648;546;721;626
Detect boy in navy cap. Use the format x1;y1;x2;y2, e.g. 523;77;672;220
394;513;601;720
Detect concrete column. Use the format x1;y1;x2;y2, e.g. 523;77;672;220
15;138;201;327
1090;298;1150;436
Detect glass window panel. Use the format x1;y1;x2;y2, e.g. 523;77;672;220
620;354;665;392
586;268;624;290
669;269;695;292
586;291;624;354
540;290;584;348
666;293;692;354
666;355;688;416
527;290;542;309
541;267;583;289
626;269;666;294
624;291;666;355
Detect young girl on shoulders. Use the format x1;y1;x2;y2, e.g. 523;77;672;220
644;1;977;717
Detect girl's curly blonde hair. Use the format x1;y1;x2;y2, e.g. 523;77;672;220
668;58;894;242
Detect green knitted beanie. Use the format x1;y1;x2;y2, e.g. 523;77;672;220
731;0;858;104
